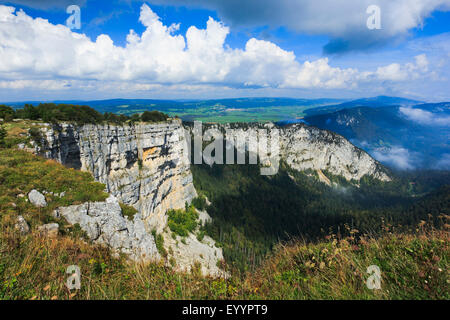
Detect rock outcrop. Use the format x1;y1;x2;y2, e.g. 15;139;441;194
36;120;196;232
279;124;390;181
30;119;390;276
15;215;30;235
54;195;161;261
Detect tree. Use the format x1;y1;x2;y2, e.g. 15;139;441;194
0;125;7;147
0;105;15;122
141;110;168;122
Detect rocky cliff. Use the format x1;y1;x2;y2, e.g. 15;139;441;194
217;122;390;181
279;123;390;181
33;120;225;276
38;120;196;230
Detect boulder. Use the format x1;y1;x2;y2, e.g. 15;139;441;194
28;189;47;208
57;195;160;262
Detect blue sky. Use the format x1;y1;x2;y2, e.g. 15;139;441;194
0;0;449;101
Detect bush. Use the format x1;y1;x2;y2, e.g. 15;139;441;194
0;105;15;122
152;230;167;258
167;205;199;237
12;103;170;125
119;203;138;220
28;127;43;146
0;125;6;147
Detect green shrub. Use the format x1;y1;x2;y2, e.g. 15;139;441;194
0;105;15;122
141;111;168;123
119;203;138;220
28;127;43;146
167;205;199;237
152;230;167;258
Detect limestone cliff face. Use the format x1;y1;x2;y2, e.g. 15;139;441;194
279;124;390;181
38;120;196;232
218;122;390;181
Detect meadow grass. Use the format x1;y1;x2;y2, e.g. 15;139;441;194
0;217;447;300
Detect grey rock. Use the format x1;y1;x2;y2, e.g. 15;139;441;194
214;122;391;182
15;215;30;235
58;195;161;262
38;223;59;238
28;189;47;207
198;209;212;225
35;120;196;233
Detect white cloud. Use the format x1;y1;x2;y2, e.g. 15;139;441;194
143;0;450;53
0;4;440;96
372;146;416;170
399;106;450;126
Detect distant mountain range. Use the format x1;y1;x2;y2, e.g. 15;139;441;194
5;97;345;110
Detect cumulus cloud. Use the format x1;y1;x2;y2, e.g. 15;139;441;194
142;0;450;53
399;106;450;126
374;54;429;81
0;4;438;94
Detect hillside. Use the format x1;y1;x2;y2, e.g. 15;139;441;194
1;209;448;299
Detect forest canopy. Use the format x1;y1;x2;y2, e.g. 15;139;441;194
0;103;169;125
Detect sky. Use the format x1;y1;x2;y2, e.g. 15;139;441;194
0;0;449;101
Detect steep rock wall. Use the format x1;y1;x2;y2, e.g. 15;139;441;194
38;120;196;232
216;122;390;181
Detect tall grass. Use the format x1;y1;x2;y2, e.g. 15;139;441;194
0;220;447;300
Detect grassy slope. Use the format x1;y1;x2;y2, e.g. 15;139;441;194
1;222;448;299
